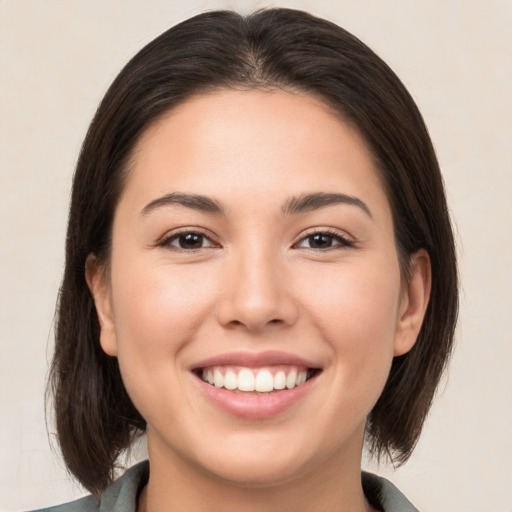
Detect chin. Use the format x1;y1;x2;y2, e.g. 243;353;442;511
187;427;337;489
202;453;312;489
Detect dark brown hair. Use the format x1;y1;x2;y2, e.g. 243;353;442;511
49;8;458;496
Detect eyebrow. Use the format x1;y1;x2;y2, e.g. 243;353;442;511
140;191;372;219
282;192;372;218
140;193;225;217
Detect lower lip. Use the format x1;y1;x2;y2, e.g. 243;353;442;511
194;373;319;419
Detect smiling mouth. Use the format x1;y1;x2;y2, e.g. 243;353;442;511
195;366;321;394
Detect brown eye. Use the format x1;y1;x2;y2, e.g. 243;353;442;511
177;233;204;249
295;231;354;250
162;231;216;251
307;233;335;249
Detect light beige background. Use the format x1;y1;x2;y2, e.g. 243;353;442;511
1;1;511;510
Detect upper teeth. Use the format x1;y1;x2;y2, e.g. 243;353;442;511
201;366;309;392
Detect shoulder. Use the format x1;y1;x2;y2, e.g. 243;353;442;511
26;461;149;512
362;471;420;512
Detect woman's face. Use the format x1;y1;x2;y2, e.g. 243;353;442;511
88;89;427;488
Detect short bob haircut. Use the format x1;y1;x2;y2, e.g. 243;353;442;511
49;8;458;497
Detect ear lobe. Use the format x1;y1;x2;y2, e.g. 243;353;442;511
394;249;432;357
85;254;118;356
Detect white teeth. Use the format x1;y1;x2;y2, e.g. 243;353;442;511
200;366;314;392
255;369;274;392
238;369;255;391
214;368;224;388
224;370;237;390
274;371;286;390
286;370;297;389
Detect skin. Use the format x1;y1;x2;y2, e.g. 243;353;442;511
87;89;430;512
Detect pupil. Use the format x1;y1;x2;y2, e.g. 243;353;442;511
179;233;202;249
310;234;332;248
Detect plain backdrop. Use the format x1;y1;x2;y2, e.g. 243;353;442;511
1;1;511;511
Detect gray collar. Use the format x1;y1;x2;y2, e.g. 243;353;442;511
35;461;419;512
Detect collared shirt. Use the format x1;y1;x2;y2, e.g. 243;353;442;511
31;461;419;512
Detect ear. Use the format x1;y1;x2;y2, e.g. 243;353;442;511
85;254;118;356
394;249;432;356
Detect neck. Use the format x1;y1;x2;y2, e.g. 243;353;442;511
138;432;375;512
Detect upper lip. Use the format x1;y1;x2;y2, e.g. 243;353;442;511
190;350;322;370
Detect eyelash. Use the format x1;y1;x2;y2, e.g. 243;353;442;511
157;228;218;252
157;228;355;252
292;228;355;251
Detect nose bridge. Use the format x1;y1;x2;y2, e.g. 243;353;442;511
216;239;297;331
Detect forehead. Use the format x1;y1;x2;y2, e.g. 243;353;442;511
136;88;367;163
121;88;389;220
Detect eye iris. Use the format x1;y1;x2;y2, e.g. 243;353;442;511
179;233;203;249
309;233;333;248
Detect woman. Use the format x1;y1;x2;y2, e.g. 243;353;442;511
42;8;457;512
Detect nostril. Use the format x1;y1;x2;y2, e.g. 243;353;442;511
215;287;299;331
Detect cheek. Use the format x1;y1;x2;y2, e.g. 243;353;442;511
109;257;219;364
108;259;221;421
302;259;401;335
298;258;401;379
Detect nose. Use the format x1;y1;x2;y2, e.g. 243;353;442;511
215;249;299;333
